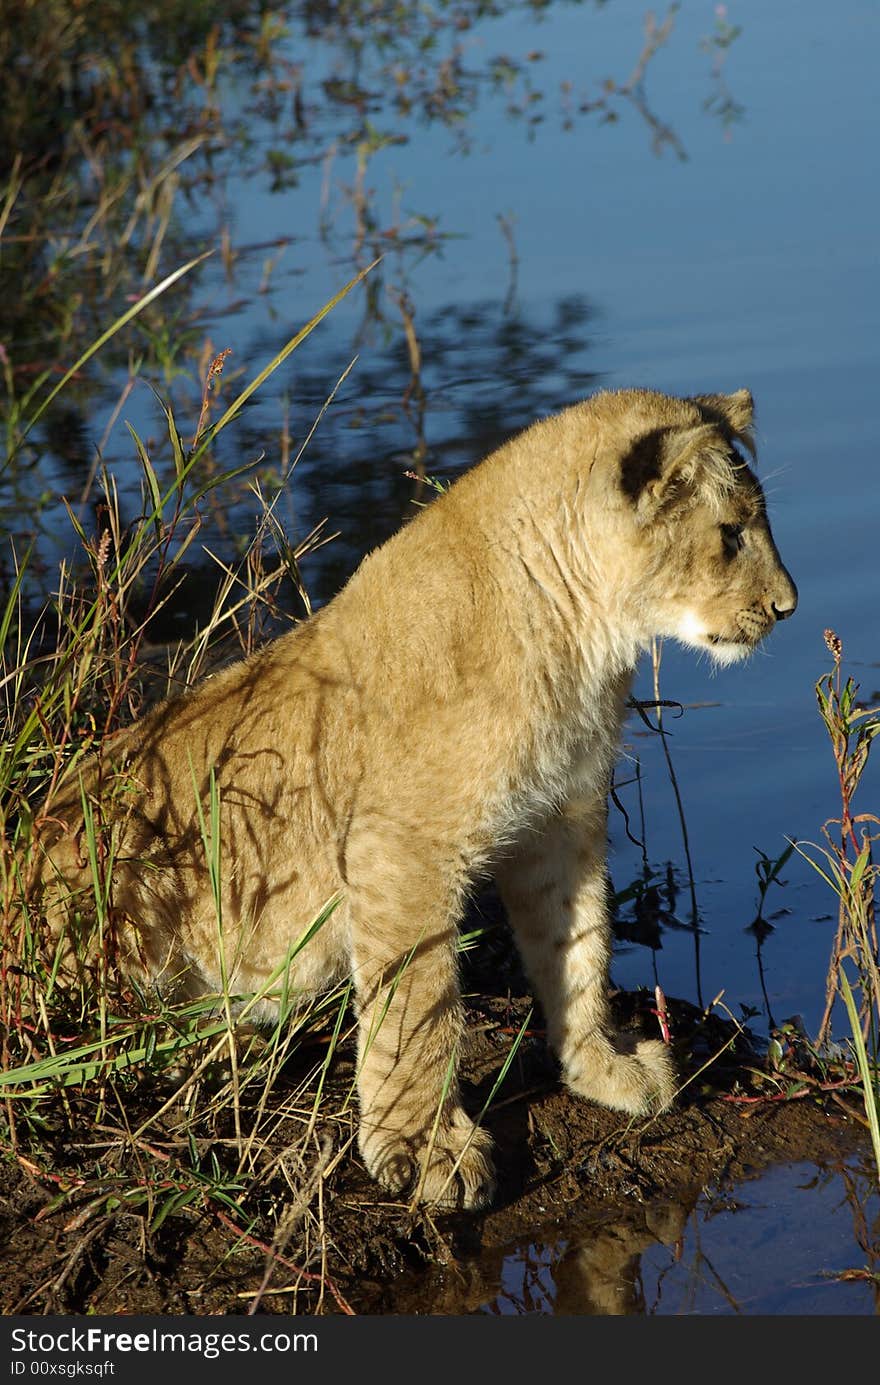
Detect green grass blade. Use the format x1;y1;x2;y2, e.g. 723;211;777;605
11;251;212;462
839;967;880;1185
430;1008;534;1209
190;258;379;461
0;1018;231;1094
0;542;33;652
474;1007;534;1124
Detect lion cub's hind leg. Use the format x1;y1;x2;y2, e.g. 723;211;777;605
496;796;676;1116
348;842;495;1210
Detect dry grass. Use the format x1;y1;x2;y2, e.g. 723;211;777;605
0;264;375;1314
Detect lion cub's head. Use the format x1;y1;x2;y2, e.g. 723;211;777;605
605;388;797;664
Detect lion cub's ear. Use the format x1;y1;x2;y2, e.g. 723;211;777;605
692;388;756;455
621;424;732;519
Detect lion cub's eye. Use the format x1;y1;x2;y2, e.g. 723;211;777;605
721;523;746;554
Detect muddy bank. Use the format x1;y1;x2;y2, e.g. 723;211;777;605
0;983;871;1317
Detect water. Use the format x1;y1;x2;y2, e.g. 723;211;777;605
383;1159;879;1315
5;0;880;1313
479;1160;880;1315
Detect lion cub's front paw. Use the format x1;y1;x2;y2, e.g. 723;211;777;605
566;1036;677;1117
359;1112;496;1210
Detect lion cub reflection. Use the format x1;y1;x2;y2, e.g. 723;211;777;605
39;388;796;1208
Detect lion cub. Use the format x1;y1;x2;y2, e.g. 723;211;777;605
39;388;796;1209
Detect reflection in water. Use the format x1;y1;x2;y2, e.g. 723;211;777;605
353;1152;880;1316
0;4;615;435
1;0;738;591
390;1198;693;1315
484;1203;689;1316
410;1158;879;1315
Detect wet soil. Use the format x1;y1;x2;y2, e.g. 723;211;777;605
0;976;870;1317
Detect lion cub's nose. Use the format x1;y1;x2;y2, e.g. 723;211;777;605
771;585;798;621
767;563;798;623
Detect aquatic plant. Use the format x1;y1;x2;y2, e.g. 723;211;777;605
795;631;880;1184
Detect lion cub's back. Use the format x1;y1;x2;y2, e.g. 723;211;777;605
106;617;357;994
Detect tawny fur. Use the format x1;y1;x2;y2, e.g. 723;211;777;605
36;387;797;1209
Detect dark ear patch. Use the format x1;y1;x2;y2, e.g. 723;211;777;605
619;429;667;502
